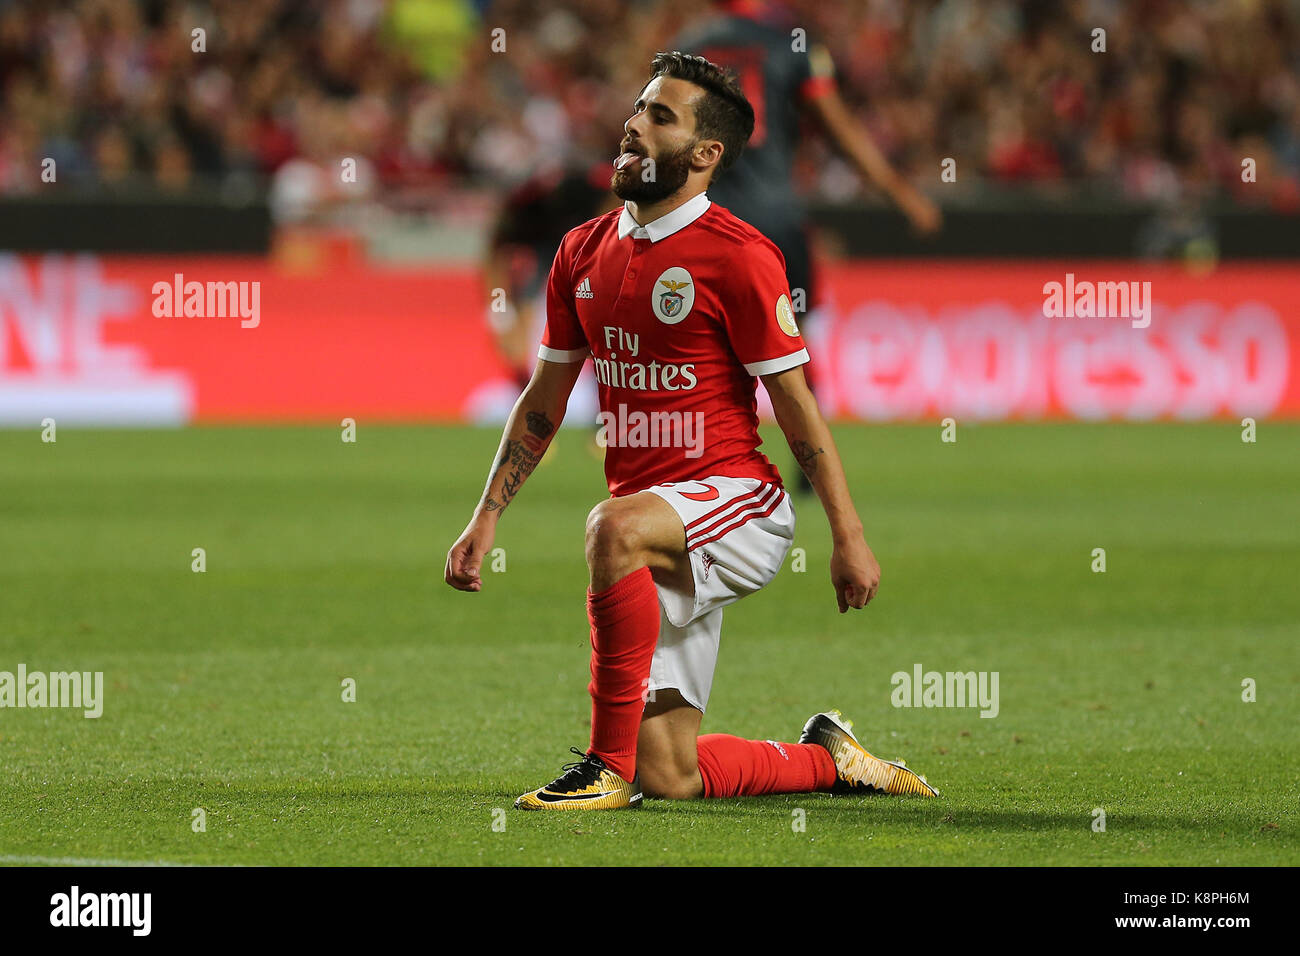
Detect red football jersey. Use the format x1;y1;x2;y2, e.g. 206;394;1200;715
539;192;809;496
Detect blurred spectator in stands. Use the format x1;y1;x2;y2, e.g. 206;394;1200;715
0;0;1293;213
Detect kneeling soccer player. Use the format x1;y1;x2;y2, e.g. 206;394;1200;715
445;52;936;808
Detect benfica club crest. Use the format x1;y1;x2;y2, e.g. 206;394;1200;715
652;267;695;325
660;283;687;316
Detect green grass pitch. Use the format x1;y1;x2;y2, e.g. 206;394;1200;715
0;422;1295;866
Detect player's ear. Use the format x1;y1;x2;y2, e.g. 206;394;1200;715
693;137;724;173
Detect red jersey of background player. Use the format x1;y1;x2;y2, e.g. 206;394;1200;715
539;191;809;497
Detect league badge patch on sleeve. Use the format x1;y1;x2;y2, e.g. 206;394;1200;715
654;267;695;325
776;293;799;336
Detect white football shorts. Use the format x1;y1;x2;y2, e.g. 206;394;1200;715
642;475;796;713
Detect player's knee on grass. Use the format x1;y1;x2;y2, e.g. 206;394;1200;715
638;754;703;800
642;773;702;800
638;690;704;800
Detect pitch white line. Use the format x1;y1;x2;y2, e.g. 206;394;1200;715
0;854;228;867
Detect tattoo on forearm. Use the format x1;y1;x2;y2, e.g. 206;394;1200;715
791;439;826;476
525;411;555;440
502;470;523;502
508;439;541;472
487;436;545;512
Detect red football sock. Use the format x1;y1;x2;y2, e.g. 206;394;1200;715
696;734;838;797
586;566;661;781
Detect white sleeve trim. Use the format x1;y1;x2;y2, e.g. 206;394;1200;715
538;344;590;363
744;348;810;377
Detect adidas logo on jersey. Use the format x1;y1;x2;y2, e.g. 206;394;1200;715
575;277;594;299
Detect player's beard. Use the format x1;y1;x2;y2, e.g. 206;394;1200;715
611;139;694;204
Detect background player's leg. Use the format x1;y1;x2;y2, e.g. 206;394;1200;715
637;689;704;799
583;493;691;781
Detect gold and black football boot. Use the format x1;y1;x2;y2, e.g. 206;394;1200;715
514;748;643;810
800;710;938;797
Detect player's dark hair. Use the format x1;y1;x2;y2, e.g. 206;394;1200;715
644;51;755;180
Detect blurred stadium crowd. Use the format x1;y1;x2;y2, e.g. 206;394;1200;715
1;0;1298;219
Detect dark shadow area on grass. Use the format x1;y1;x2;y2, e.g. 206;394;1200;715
636;798;1290;837
31;781;1288;846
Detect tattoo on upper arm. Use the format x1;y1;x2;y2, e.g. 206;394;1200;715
791;438;825;476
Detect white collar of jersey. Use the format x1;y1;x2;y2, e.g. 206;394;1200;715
617;191;711;242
